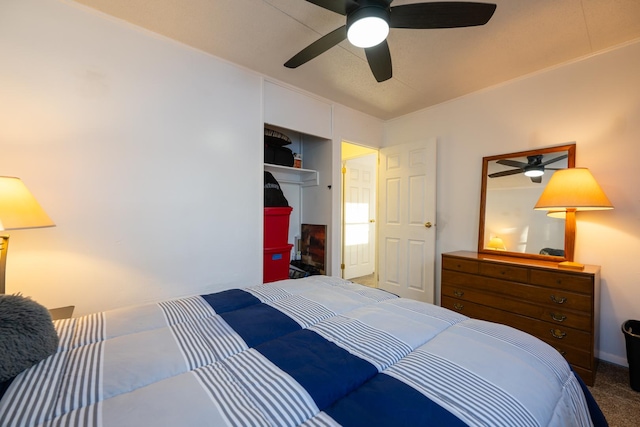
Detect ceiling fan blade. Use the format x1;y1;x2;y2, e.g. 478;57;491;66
284;26;347;68
305;0;358;15
365;40;392;82
539;154;568;167
531;176;542;184
488;169;523;178
497;159;528;168
389;2;496;29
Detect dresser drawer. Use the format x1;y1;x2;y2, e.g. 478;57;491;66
442;256;479;274
479;262;528;283
538;337;593;370
530;270;594;295
441;270;484;287
442;297;591;353
441;284;591;332
482;279;591;313
444;270;591;312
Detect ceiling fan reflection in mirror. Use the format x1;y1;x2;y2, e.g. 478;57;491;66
488;154;569;183
284;1;497;82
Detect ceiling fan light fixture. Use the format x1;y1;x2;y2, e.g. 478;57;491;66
524;168;545;178
347;6;390;48
285;1;497;82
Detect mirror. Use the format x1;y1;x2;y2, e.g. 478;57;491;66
478;144;576;261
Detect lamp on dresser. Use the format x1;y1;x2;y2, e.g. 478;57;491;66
487;236;506;251
0;176;55;294
534;168;613;271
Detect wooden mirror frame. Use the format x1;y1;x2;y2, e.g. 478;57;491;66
478;144;576;261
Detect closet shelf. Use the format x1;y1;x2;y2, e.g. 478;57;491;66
264;164;319;187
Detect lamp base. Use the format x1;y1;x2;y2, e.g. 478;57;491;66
558;261;585;271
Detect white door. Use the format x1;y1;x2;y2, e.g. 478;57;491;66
378;139;437;302
343;155;377;279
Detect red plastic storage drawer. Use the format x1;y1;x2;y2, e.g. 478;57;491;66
263;244;293;283
264;207;292;247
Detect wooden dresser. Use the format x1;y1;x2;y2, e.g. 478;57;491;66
441;251;600;385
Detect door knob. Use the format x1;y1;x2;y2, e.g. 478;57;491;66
369;219;375;223
424;222;434;228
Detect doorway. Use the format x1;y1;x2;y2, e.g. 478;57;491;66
340;139;437;302
341;142;378;287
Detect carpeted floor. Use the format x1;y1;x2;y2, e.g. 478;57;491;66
350;273;376;288
588;361;640;427
348;274;640;426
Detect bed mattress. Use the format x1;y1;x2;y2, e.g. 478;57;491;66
0;276;603;426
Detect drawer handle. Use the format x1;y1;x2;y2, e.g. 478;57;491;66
550;295;567;304
550;329;567;339
555;347;567;356
453;303;464;311
454;290;464;297
550;312;567;322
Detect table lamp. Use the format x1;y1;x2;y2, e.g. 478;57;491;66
534;168;613;270
487;236;506;251
0;176;55;294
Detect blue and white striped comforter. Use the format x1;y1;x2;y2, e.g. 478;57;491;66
0;276;599;426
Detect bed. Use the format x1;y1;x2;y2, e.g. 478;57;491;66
0;276;606;426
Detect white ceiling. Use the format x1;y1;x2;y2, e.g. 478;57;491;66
72;0;640;120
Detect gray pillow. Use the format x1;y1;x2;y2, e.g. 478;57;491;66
0;294;59;382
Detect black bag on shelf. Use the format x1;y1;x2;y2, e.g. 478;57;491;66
264;128;292;147
264;128;295;167
264;144;294;167
264;171;289;207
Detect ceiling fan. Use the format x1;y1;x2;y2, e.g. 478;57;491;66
488;154;569;183
284;1;497;82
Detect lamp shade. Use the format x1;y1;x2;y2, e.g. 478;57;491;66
487;236;506;251
0;177;55;230
534;168;613;212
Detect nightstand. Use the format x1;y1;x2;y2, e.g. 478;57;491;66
49;305;75;320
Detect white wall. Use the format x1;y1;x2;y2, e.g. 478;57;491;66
0;0;264;315
384;39;640;366
0;0;385;317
